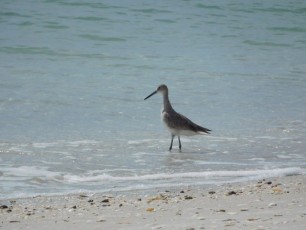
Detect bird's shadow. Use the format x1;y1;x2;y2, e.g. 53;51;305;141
168;147;213;155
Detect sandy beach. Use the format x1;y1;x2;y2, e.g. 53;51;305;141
1;174;305;230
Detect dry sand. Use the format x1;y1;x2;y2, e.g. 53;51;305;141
1;175;305;230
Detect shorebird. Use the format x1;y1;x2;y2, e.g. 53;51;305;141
144;84;211;150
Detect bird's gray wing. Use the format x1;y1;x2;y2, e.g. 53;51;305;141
164;111;211;134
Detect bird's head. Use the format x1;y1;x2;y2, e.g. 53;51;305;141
144;84;168;100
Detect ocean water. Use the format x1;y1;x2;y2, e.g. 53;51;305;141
1;0;306;199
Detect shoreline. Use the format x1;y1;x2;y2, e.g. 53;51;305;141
1;175;306;229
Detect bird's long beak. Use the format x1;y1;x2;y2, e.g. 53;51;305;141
144;90;157;100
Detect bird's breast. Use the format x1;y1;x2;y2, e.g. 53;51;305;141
161;110;168;122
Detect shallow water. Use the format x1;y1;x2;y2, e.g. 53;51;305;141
1;0;306;199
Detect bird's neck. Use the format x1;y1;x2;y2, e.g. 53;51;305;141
162;92;174;112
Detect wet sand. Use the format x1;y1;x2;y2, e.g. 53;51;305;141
1;175;305;230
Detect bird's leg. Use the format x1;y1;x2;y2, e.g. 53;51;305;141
169;134;175;151
178;136;182;150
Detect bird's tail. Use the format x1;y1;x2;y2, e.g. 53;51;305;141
197;126;211;134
